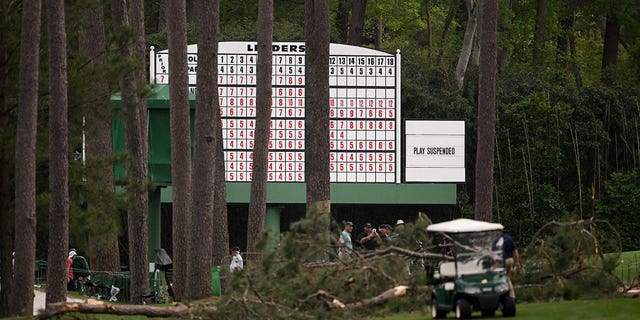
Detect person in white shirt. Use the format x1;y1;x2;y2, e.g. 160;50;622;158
338;221;354;259
230;246;244;272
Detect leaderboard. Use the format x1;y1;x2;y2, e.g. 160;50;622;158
152;42;400;183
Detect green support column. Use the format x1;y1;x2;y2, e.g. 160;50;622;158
264;207;282;253
148;188;162;263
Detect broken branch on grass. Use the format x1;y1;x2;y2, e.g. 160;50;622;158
38;299;189;319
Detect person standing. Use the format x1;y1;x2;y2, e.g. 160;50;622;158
230;246;244;272
357;222;379;250
497;227;521;298
67;249;77;291
338;221;354;259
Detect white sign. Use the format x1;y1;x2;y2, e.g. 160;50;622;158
150;42;401;183
404;120;465;182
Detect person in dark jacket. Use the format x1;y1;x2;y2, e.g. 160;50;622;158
357;222;380;250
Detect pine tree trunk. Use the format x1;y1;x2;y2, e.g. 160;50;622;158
212;119;229;268
533;0;547;68
168;0;191;302
474;0;497;223
190;0;218;299
112;0;150;304
247;0;273;252
211;5;229;271
425;0;433;60
130;0;150;305
335;0;349;43
601;12;619;85
13;0;41;315
80;0;121;274
455;0;477;88
348;0;367;46
159;0;169;31
46;0;70;305
305;0;331;231
437;3;456;65
0;50;14;317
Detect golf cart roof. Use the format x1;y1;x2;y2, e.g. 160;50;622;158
426;218;504;233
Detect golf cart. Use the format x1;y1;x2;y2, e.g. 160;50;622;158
426;219;516;319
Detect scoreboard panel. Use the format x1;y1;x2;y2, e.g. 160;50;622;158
151;42;400;183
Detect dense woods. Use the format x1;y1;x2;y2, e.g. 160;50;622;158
0;0;639;315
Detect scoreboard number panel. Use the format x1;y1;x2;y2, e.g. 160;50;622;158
151;42;401;183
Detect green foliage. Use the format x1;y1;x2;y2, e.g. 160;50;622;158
595;170;640;251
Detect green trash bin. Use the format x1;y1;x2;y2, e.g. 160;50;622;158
211;266;221;296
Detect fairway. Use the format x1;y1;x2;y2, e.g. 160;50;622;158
377;298;640;320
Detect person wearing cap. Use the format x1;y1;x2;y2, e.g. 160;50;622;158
67;249;77;291
338;221;354;259
230;246;244;272
395;219;405;229
357;222;380;250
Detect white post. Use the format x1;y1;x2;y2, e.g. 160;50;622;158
149;46;155;84
395;49;402;184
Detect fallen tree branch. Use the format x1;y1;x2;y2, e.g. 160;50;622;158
38;299;190;319
303;246;452;269
327;285;410;309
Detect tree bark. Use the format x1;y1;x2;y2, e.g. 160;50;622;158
474;0;498;222
533;0;547;68
437;2;456;65
13;0;41;315
168;0;191;302
335;0;349;43
190;0;219;299
0;39;14;318
455;0;477;88
79;0;121;274
471;0;482;67
130;0;150;305
348;0;367;46
46;0;70;305
424;0;433;59
212;113;229;269
601;12;619;85
212;114;229;270
305;0;331;231
159;0;169;31
111;0;150;304
211;4;229;270
43;300;189;318
247;0;273;253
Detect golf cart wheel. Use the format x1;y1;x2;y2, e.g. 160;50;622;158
431;299;447;319
501;296;516;317
455;299;472;319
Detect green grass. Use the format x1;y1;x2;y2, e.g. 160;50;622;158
376;298;640;320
